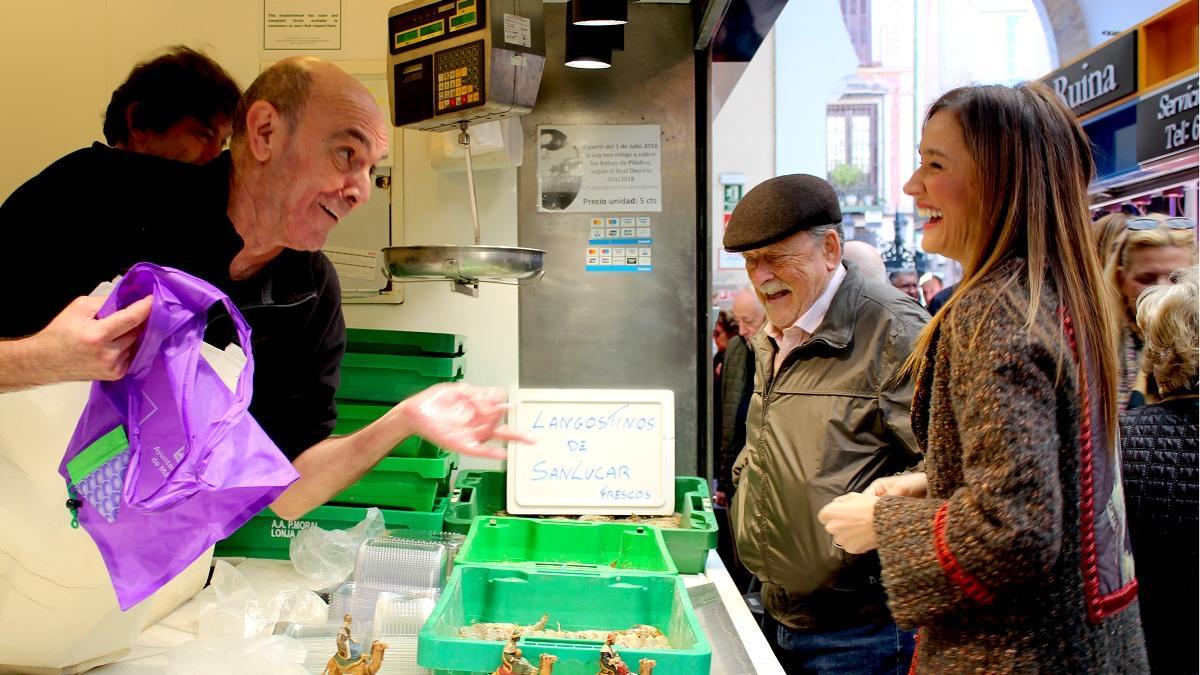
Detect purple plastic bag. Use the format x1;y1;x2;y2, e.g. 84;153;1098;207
59;263;300;610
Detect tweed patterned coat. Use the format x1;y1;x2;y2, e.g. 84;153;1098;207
874;260;1148;673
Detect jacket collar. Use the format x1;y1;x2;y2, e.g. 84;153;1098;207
805;260;863;350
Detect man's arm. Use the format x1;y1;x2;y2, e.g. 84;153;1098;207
269;382;529;520
0;296;152;393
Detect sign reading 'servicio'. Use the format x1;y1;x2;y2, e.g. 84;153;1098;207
1136;75;1200;164
1043;32;1137;117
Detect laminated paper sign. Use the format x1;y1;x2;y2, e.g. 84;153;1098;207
537;125;662;213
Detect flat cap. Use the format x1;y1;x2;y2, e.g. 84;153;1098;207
723;174;842;252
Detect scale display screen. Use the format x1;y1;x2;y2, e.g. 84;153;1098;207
390;0;484;54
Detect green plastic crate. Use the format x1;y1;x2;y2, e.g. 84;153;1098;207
666;477;720;574
337;352;464;403
214;500;447;560
330;451;456;511
345;327;464;357
418;566;711;674
333;401;447;458
457;517;677;574
446;473;718;574
444;470;507;535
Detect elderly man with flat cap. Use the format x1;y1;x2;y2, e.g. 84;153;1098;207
726;174;927;673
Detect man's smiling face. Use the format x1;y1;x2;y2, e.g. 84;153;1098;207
269;75;389;251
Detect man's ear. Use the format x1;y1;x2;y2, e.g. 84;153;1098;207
243;100;283;162
824;229;843;271
124;103;145;146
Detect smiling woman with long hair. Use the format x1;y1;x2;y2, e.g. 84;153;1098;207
817;81;1148;672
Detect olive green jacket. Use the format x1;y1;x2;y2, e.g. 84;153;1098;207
731;261;927;630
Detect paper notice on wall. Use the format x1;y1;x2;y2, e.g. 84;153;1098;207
323;245;378;281
503;14;532;48
537;125;662;213
264;0;342;50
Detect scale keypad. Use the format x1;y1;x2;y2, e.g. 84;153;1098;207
436;40;484;113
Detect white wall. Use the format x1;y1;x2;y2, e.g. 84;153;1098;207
0;1;520;468
1075;0;1178;48
711;31;777;296
773;0;859;180
343;134;518;471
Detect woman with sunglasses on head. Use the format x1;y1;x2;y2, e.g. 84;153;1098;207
817;81;1148;672
1119;265;1199;675
1102;213;1196;409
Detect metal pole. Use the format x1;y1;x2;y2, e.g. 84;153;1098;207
459;121;482;246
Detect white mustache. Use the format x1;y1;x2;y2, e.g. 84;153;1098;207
759;280;791;295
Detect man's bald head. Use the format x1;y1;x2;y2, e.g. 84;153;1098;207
842;241;887;283
231;57;379;144
732;285;766;339
226;57;390;257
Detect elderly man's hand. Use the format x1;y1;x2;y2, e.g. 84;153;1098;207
817;492;880;554
395;383;533;460
34;295;153;383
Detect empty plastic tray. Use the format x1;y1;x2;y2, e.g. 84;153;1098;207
337;353;464;404
331;452;456;512
345;328;464;358
456;517;677;574
446;473;718;573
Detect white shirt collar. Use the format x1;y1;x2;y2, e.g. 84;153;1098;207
767;263;846;341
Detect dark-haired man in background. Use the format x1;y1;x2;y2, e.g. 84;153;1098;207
104;46;242;165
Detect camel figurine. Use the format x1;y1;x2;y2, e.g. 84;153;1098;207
492;628;558;675
322;614;389;675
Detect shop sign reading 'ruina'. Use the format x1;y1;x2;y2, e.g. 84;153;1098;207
1042;31;1138;117
1137;75;1200;164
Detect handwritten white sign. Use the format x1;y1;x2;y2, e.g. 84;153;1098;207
507;389;675;515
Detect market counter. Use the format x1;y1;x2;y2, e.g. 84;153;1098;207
90;550;784;674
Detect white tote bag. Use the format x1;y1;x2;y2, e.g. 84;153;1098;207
0;342;244;672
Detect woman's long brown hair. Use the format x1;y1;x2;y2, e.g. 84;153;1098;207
904;82;1122;440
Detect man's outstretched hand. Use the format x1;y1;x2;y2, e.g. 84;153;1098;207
395;382;533;459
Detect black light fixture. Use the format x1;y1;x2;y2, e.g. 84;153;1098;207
594;24;624;52
571;0;628;26
565;2;613;69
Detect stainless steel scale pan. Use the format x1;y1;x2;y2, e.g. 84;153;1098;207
382;122;545;294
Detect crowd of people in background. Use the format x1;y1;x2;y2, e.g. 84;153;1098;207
714;80;1196;674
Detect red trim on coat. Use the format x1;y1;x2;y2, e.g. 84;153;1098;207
1061;308;1139;625
933;503;996;605
908;631;920;675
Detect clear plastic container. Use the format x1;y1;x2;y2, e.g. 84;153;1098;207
370;590;439;675
353;535;453;591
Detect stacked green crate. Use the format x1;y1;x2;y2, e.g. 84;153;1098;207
337;328;466;403
215;330;465;558
330;328;466;520
445;471;719;574
214;501;449;560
